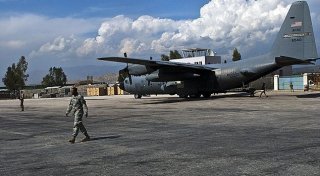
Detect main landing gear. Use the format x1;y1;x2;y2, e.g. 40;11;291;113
178;92;212;98
134;94;142;99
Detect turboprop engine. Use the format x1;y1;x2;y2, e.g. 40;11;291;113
118;64;156;87
127;64;155;75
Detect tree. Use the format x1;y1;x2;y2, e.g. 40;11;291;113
169;50;182;59
160;54;170;61
161;50;182;61
41;67;67;87
2;64;16;91
232;48;241;61
2;56;29;92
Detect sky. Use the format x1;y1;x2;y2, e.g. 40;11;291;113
1;0;320;85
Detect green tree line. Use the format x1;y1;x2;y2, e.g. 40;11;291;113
41;67;67;87
161;50;182;61
2;56;29;94
2;56;68;93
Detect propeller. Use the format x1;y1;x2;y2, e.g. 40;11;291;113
118;64;132;85
119;52;132;85
118;53;131;85
148;56;152;85
128;71;132;85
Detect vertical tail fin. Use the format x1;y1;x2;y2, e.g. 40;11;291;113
271;1;318;60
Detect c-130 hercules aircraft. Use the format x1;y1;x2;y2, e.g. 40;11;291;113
98;1;318;99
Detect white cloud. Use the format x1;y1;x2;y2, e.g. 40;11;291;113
77;0;294;58
30;36;78;58
132;15;179;35
76;15;132;56
0;14;99;42
39;36;72;52
1;0;319;73
0;40;26;49
0;13;101;63
0;13;102;73
120;38;148;54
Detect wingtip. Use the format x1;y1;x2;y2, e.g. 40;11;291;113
97;57;110;61
97;57;125;60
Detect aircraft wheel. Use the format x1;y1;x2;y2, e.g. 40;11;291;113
178;94;188;98
202;92;211;98
189;93;201;98
134;94;142;99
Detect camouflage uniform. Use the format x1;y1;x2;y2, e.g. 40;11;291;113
19;92;24;111
66;94;90;142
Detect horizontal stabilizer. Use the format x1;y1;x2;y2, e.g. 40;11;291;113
305;58;320;62
275;56;314;66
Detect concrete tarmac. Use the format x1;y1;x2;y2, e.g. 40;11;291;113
1;92;320;176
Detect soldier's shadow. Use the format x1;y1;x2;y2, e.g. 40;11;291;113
90;135;121;141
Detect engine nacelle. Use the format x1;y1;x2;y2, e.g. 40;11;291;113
128;64;155;76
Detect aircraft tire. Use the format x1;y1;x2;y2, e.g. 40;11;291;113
134;94;142;99
202;92;211;98
178;94;188;98
189;94;201;98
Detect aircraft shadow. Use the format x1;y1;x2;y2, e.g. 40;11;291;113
142;93;252;104
85;99;110;101
90;135;121;141
296;93;320;98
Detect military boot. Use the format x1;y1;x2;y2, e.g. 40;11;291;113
69;136;76;144
81;133;90;142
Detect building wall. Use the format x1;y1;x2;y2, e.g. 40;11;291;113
170;56;221;65
170;56;206;65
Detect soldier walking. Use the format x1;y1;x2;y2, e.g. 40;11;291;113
259;82;268;98
66;87;90;143
19;91;24;111
290;82;294;92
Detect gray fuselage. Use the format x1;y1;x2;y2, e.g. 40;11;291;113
122;53;279;96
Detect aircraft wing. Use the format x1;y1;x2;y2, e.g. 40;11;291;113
97;57;216;72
